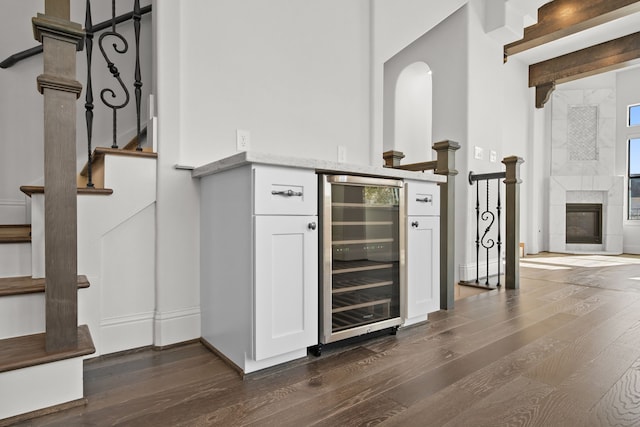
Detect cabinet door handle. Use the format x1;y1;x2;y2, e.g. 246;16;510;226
272;189;303;197
416;196;432;203
308;222;317;230
411;221;419;228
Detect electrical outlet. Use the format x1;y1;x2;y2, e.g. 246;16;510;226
337;146;347;163
236;129;250;151
474;146;483;160
490;150;497;162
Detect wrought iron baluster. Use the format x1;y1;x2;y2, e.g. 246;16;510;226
99;0;130;149
85;0;94;187
133;0;143;151
496;178;502;287
475;179;480;284
469;171;505;287
480;180;497;285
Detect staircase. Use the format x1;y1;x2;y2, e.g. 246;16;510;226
0;216;96;423
0;145;157;423
0;1;156;422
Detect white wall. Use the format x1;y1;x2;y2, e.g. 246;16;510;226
154;1;201;347
382;6;469;283
456;0;531;279
616;67;640;254
0;0;44;223
372;0;468;165
379;0;534;281
177;0;371;168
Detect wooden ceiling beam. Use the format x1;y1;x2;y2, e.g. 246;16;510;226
505;0;640;57
529;31;640;107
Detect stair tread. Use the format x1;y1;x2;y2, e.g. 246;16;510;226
20;186;113;197
0;275;90;297
0;325;95;374
0;225;31;243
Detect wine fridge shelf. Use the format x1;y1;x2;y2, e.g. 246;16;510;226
332;221;393;226
332;307;392;332
332;260;394;274
332;202;398;208
332;238;394;245
332;276;393;294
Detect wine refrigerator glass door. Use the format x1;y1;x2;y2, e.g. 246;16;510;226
320;175;405;344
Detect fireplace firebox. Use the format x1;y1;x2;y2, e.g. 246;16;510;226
565;203;603;244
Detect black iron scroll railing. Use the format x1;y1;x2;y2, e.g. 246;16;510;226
1;2;151;189
463;170;506;288
0;4;152;70
85;0;146;188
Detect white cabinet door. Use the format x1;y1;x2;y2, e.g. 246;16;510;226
406;216;440;319
254;215;318;361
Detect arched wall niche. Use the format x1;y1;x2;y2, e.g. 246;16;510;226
393;61;433;163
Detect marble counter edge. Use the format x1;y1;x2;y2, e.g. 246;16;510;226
191;152;446;183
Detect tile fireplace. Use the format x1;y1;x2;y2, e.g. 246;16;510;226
549;176;623;254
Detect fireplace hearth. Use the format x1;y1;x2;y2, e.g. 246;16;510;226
566;203;602;244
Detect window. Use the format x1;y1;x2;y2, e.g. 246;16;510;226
629;104;640;127
630;138;640;220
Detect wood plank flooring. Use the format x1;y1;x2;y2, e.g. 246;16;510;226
10;254;640;426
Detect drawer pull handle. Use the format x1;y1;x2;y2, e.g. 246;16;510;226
308;222;317;231
272;189;303;197
411;221;419;228
416;196;432;203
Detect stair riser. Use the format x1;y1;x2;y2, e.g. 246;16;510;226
0;243;31;278
0;358;84;421
0;294;45;340
0;201;28;224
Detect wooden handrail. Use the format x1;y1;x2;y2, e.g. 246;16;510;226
0;4;152;69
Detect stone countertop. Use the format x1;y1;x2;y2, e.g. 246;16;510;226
191;151;446;183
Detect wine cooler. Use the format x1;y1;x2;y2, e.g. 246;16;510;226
319;175;405;346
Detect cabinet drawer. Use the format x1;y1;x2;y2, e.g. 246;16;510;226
406;180;439;216
254;165;318;215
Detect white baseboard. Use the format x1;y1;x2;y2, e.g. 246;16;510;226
459;258;504;283
153;306;201;348
100;312;154;355
0;357;84;421
623;244;640;255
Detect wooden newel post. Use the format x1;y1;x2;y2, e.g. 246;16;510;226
382;150;405;168
32;1;84;352
433;140;460;310
502;156;524;289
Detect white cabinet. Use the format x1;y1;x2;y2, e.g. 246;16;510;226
200;164;318;374
254;215;317;361
404;180;440;327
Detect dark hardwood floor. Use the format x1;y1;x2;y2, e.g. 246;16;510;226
12;254;640;426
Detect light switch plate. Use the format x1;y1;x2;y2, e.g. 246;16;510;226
474;146;483;160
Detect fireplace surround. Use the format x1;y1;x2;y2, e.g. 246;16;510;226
549;176;623;254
